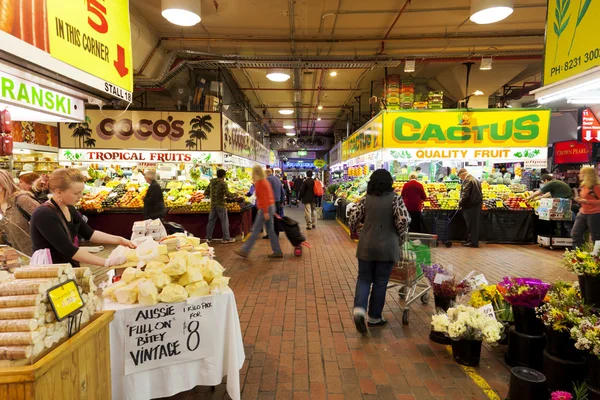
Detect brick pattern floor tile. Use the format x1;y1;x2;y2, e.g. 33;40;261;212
158;207;571;400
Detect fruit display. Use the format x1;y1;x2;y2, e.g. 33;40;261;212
79;190;110;211
226;202;241;212
101;184;127;208
116;187;147;208
347;165;370;178
191;201;211;212
190;191;205;203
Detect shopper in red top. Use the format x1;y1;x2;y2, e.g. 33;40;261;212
235;165;283;258
571;166;600;249
401;172;427;233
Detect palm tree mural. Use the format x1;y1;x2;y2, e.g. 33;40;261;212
188;115;214;150
67;116;93;148
185;139;197;150
84;138;96;148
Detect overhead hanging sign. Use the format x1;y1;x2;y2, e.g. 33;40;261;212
383;110;551;149
0;0;133;101
59;111;222;151
554;141;592;164
581;108;600;142
543;0;600;85
342;113;383;161
384;147;548;162
59;149;224;164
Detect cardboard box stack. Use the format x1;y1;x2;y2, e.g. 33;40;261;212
537;198;572;221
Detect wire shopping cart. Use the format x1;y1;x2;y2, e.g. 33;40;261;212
389;233;438;325
433;209;460;248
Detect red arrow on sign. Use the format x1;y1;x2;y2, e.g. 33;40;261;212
113;45;129;77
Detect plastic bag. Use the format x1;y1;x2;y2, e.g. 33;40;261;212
30;249;52;266
210;276;230;294
135;237;159;262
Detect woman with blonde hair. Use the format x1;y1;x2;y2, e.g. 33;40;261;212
235;165;282;258
572;166;600;248
30;168;135;267
0;170;40;255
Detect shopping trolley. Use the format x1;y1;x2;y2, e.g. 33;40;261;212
433;209;460;248
390;233;438;325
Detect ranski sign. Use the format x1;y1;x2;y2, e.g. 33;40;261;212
383;109;551;149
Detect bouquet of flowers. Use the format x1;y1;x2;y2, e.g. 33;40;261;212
470;285;513;322
422;264;470;298
431;305;505;344
570;315;600;358
563;246;600;276
536;280;588;332
497;277;550;309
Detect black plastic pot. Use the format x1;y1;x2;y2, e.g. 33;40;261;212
579;275;600;309
434;295;456;311
589;384;600;400
429;329;451;345
498;322;510;345
451;339;482;367
513;305;545;336
542;350;587;393
506;327;546;371
545;326;586;362
588;354;600;389
507;366;547;400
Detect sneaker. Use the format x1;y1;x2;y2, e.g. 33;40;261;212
306;226;312;230
367;318;388;327
234;249;248;258
262;235;269;239
222;238;236;244
268;252;284;259
205;239;212;244
353;308;368;335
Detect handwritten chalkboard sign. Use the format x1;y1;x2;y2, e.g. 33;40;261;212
124;296;216;375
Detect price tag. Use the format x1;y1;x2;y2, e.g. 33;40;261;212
433;274;453;284
436;193;445;199
478;304;496;320
423;201;431;207
496;201;504;207
47;280;84;321
519;202;527;208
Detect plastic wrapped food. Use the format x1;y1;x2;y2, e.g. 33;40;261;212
209;276;230;294
72;267;92;278
158;284;188;303
0;319;38;332
14;266;64;279
122;267;144;284
158;255;170;264
125;249;139;263
185;280;210;298
137;280;159;306
0;279;58;296
187;237;201;247
178;267;204;286
0;294;42;308
201;260;225;283
115;279;141;304
0;304;45;320
145;269;172;290
163;258;186;276
185;252;203;267
158;244;168;255
0;331;44;345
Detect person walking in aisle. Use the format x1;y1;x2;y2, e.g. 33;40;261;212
458;168;483;248
572;166;600;248
235;165;283;258
293;175;304;204
143;171;166;220
314;176;324;208
349;169;411;334
299;170;317;230
282;175;291;206
205;169;236;244
264;169;283;239
401;172;427;233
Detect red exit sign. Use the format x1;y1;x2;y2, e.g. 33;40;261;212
582;108;600;142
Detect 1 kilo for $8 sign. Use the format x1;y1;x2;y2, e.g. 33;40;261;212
46;0;133;99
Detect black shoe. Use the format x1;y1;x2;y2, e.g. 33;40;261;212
461;240;469;245
263;235;269;239
367;318;388;327
306;226;312;230
462;242;479;248
354;314;368;335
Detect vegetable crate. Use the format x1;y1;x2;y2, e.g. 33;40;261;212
390;233;437;325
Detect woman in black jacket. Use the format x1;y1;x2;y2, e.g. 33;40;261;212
143;171;166;220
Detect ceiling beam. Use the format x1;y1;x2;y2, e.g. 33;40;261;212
238;87;361;91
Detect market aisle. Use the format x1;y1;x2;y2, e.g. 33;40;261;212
162;208;572;400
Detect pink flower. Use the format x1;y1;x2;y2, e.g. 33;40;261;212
551;391;573;400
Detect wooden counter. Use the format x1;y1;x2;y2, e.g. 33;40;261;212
0;311;115;400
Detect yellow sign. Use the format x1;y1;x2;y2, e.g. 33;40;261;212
48;281;84;321
423;201;431;207
342;114;383;161
46;0;133;96
314;159;326;168
520;202;528;208
383;110;550;149
59;111;223;151
544;0;600;85
496;201;504;208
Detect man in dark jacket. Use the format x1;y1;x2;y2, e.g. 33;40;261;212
293;176;304;202
143;171;166;220
299;170;317;230
205;169;236;244
458;168;483;248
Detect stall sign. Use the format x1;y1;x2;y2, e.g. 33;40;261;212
59;149;224;164
255;140;269;165
222;116;255;160
342;113;383;161
329;142;341;165
383;109;550;149
59;110;222;151
346;150;383;167
314;159;326;168
223;153;255;167
543;0;600;85
581;108;600;143
384;147;548;162
269;150;277;165
0;0;133;100
524;159;549;169
124;296;216;375
0;70;85;121
284;161;315;169
554;141;592;164
47;280;84;321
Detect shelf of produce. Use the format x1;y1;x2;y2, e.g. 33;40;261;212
0;311;114;399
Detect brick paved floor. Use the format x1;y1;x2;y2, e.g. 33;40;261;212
156;207;573;400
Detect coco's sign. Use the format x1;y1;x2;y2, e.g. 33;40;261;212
97;117;185;141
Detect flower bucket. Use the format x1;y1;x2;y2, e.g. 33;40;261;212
513;305;544;336
588;354;600;390
545;326;585;362
579;275;600;309
507;366;547;400
434;295;456;311
429;330;451;345
542;350;587;393
506;327;546;371
451;339;482;367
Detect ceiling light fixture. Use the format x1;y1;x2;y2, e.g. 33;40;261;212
317;117;322;121
286;132;296;136
470;0;514;24
278;109;294;115
266;69;291;82
283;121;295;129
318;105;323;110
480;56;493;70
404;60;416;73
161;0;201;26
473;90;485;96
568;97;600;104
330;71;338;77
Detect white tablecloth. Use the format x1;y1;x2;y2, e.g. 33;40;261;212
105;289;245;400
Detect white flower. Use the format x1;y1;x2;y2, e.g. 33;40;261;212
431;314;450;333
